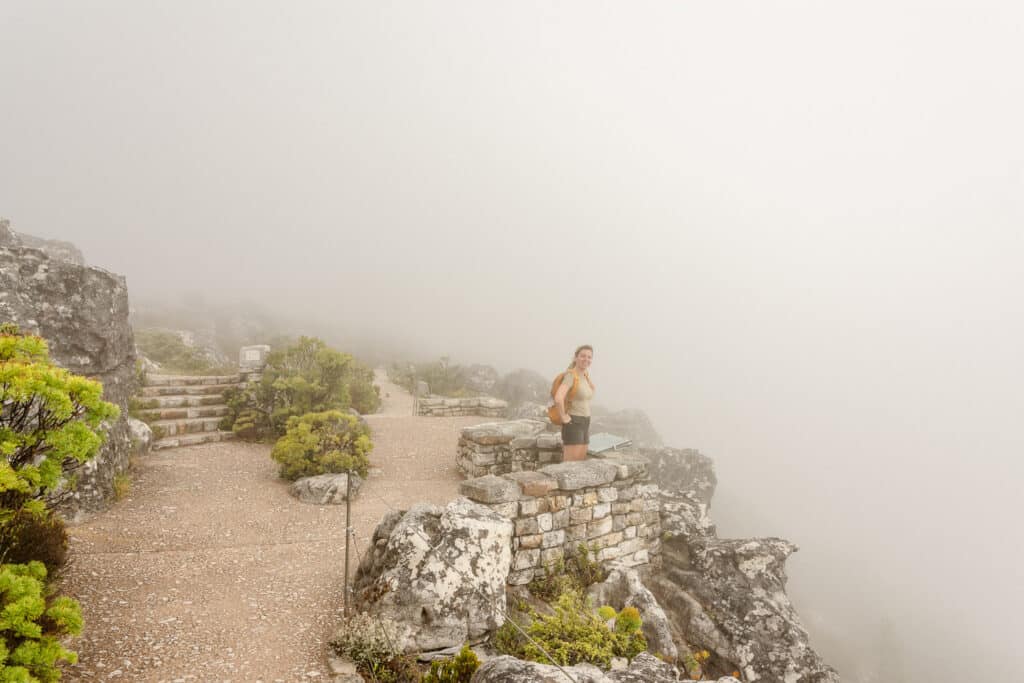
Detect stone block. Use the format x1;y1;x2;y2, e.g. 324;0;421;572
597;546;622;561
643;511;660;524
612;515;626;531
471;451;497;466
547;495;572;511
505;470;558;498
538;461;618;491
643;499;661;512
516;517;540;535
566;524;588;542
459;475;520;503
542;530;565;548
588;516;613;538
618;538;644;555
540;547;564;565
537;512;553;532
490;502;518;519
550;509;570;529
461;420;546;446
615;484;638;500
513;549;540;571
611;502;630;515
592;452;650;480
536;432;562;449
629;500;645;513
519;533;543;549
519;498;548;516
597;487;619;503
570;507;593;524
632;549;650;564
510;436;538;449
623;525;637;539
592;503;611;520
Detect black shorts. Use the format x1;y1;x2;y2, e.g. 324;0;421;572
561;415;591;446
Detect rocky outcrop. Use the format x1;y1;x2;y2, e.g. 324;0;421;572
290;472;362;504
471;653;741;683
352;498;514;652
492;368;550;409
641;448;717;539
591;409;663;449
465;363;500;394
587;564;677;661
0;221;136;514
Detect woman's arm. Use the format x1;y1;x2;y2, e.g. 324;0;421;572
554;383;571;423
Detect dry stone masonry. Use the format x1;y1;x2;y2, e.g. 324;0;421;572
458;454;662;585
457;419;563;477
134;373;241;449
416;395;508;418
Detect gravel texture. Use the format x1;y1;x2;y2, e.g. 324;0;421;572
60;372;490;682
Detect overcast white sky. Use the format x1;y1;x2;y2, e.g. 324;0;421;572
3;2;1022;679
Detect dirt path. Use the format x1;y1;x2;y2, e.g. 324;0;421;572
61;371;487;682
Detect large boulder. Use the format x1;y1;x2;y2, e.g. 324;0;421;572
290;472;362;504
465;363;500;394
0;220;136;514
352;497;514;652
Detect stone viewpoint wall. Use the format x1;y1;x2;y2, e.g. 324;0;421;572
457;419;564;477
458;454;662;585
0;219;136;514
416;395;508;418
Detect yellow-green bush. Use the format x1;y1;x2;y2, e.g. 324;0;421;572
527;544;606;602
422;643;479;682
0;561;82;682
498;590;647;668
270;410;372;481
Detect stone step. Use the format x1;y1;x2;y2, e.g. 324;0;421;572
145;373;241;387
149;417;224;437
141;383;240;397
152;430;236;451
136;405;230;421
135;395;228;409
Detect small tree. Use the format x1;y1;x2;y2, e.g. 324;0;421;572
0;324;120;527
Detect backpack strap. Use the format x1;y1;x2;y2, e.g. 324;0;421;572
566;370;580;407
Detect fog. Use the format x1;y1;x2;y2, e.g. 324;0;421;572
2;2;1022;679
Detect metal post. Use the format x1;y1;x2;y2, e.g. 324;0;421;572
344;469;352;619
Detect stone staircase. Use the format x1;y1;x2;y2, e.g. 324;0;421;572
134;373;242;450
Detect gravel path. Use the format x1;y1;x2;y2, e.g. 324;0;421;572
60;371;487;682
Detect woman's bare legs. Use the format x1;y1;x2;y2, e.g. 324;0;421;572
562;444;588;462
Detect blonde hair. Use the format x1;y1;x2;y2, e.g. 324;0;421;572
567;344;594;370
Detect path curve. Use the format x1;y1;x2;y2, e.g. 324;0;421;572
61;370;487;682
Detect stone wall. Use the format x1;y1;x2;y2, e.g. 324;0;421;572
0;221;136;514
457;419;563;477
416;395;508;418
458;454;662;585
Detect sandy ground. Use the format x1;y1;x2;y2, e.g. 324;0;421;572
60;371;488;682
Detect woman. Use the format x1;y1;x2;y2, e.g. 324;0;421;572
554;344;595;462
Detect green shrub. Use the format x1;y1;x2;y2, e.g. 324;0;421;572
224;337;379;438
271;410;372;481
0;511;68;578
422;643;479;683
528;544;606;602
519;590;646;667
0;560;83;682
112;474;131;501
0;324;119;524
388;357;470;398
134;328;230;374
597;605;617;621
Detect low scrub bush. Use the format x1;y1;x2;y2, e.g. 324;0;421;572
271;410;372;481
422;643;479;683
0;560;83;682
0;510;69;578
528;544;606;602
135;328;231;374
330;612;419;682
223;337;380;439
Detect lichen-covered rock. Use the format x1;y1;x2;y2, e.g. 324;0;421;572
587;564;678;661
289;472;362;504
605;652;681;682
0;221;136;514
16;232;87;265
640;448;717;539
128;417;153;456
352;497;514;651
471;653;734;683
649;536;840;683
